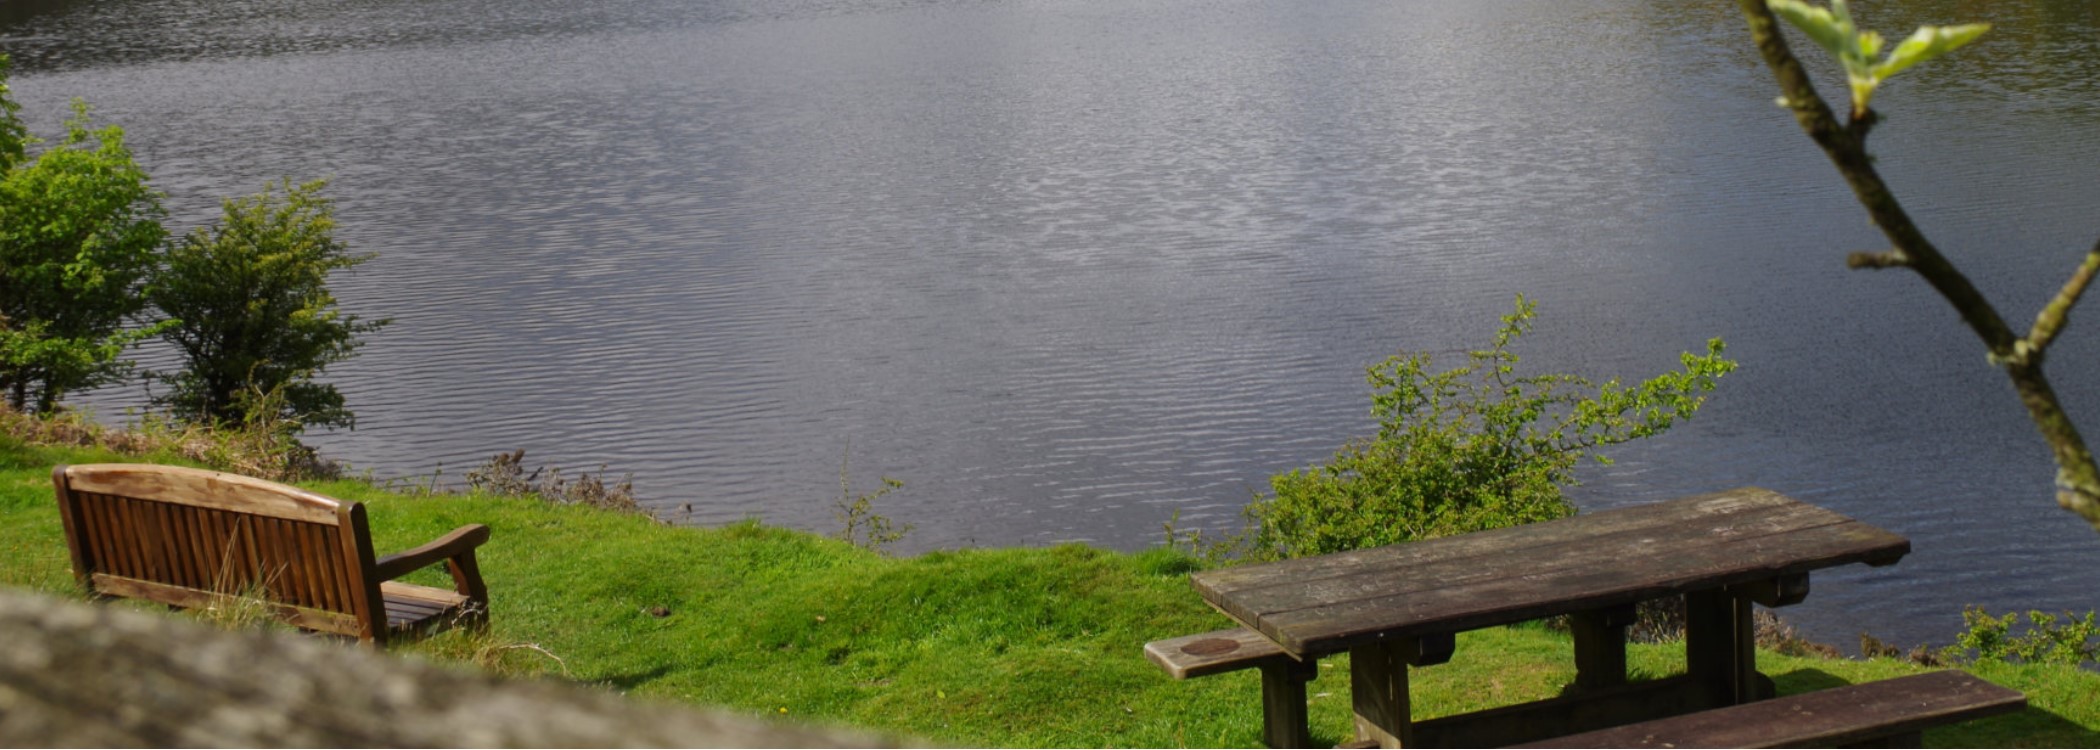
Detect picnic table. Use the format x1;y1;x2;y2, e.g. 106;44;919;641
1189;487;1911;748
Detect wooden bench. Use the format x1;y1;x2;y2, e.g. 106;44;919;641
1146;627;1316;749
52;463;492;647
1514;670;2025;748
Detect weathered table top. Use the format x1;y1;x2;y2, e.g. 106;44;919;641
1193;487;1909;657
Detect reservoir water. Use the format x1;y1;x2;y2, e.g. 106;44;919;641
6;0;2099;651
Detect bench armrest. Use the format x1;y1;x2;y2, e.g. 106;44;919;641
373;524;491;582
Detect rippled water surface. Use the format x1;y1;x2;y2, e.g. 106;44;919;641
7;0;2100;649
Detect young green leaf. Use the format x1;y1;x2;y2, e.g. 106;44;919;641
1765;0;1988;119
1873;24;1991;79
1766;0;1852;59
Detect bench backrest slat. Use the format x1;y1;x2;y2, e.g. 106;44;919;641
55;464;383;641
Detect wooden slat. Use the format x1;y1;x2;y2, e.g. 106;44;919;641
291;521;327;609
89;573;362;637
63;464;341;524
119;497;157;581
1255;519;1904;655
158;502;200;588
79;493;124;579
255;517;290;602
381;581;471;631
1194;488;1796;593
1216;501;1836;620
322;525;354;614
1515;671;2026;749
304;523;335;612
233;515;263;592
178;506;215;590
316;525;351;614
1200;491;1908;656
1143;628;1294;680
1418;674;1720;747
199;510;238;592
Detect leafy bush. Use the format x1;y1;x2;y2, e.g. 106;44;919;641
149;178;385;429
1246;297;1735;559
0;60;168;413
1946;607;2099;667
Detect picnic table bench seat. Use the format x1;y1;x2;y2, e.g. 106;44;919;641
1146;628;1312;749
52;463;492;647
1513;670;2024;749
1146;626;1456;748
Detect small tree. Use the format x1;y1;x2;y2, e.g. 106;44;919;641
1247;298;1735;559
150;178;386;429
0;56;168;413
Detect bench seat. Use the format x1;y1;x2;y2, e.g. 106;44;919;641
1145;627;1295;678
1515;670;2024;749
1146;627;1315;748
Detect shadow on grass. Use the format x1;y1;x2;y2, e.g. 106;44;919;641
592;664;676;692
1773;667;2100;748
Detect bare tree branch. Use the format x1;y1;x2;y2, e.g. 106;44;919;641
2027;239;2100;355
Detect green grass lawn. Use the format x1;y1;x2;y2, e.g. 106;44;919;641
3;435;2094;747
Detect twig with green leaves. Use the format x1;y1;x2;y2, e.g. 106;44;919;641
1738;0;2100;532
834;446;910;553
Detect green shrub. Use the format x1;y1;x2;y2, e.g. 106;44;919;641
0;57;168;413
1946;607;2099;667
149;178;385;429
1247;297;1735;559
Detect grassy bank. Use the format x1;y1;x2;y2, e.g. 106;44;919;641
2;434;2095;747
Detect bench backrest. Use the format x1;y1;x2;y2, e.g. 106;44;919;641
52;464;386;640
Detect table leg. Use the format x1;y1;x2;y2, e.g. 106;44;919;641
1571;603;1636;691
1351;640;1416;748
1685;588;1757;705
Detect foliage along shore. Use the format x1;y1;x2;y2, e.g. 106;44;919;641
0;424;2096;747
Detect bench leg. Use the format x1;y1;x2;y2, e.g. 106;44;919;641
1259;658;1318;749
1351;640;1418;748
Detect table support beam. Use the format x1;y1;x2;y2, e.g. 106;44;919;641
1412;674;1718;748
1258;658;1317;749
1350;640;1417;748
1685;588;1759;704
1571;603;1637;691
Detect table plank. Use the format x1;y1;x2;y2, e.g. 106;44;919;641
1195;487;1794;594
1214;500;1838;621
1198;490;1907;656
1270;521;1902;654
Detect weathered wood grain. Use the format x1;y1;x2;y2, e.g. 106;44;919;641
1411;674;1719;747
1142;627;1316;748
1514;671;2025;748
1200;490;1907;655
1193;488;1798;593
63;463;343;524
1143;627;1294;680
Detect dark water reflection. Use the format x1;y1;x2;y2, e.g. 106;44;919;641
6;0;2099;650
